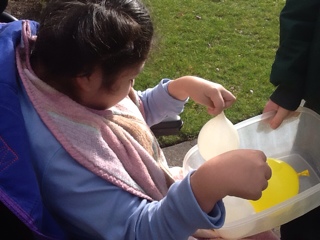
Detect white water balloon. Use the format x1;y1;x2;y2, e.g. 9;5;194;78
198;111;239;161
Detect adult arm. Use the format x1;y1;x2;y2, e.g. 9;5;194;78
270;0;320;110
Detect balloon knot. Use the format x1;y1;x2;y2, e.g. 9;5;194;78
297;169;310;177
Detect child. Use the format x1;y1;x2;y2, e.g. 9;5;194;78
1;0;272;239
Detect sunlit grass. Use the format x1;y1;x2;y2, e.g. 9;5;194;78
135;0;286;146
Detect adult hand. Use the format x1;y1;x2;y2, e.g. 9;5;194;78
168;76;236;115
263;100;292;129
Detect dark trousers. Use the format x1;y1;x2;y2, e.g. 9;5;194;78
281;205;320;240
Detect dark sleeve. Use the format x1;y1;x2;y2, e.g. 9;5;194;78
270;0;320;110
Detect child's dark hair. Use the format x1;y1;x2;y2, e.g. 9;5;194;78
31;0;153;91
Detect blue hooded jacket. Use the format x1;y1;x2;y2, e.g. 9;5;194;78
0;20;66;240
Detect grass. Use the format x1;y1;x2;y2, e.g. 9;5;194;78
134;0;286;146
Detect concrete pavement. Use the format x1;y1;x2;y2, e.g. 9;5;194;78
162;139;197;167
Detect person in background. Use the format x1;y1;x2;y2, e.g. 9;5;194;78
263;0;320;239
0;0;8;14
1;0;274;239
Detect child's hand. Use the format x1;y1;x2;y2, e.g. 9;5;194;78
190;149;271;213
168;76;236;115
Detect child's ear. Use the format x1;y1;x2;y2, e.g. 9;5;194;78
75;75;93;92
75;67;103;93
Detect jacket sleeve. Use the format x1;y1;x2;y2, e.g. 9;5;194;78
41;145;225;240
270;0;320;110
137;79;188;126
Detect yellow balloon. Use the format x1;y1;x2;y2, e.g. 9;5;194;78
250;158;300;212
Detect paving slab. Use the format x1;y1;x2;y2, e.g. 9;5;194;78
162;139;197;167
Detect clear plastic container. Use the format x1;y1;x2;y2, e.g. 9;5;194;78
183;107;320;239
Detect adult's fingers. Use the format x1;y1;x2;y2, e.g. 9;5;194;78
269;108;291;129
